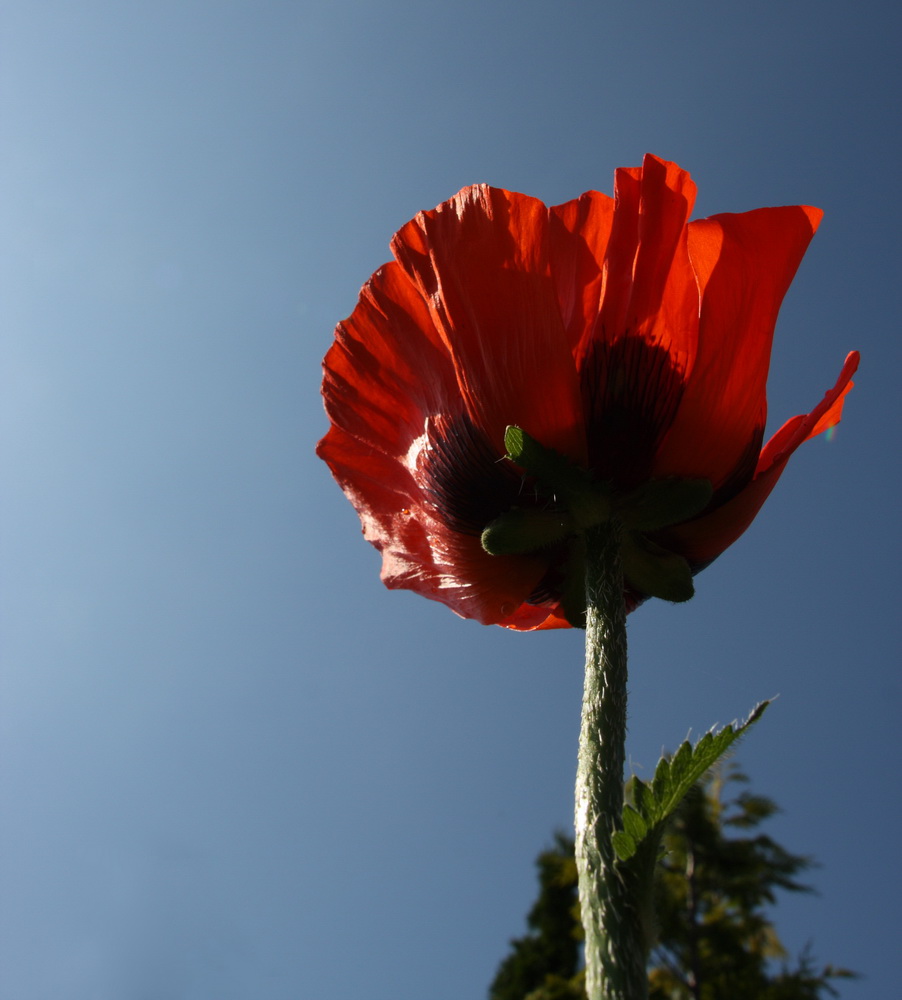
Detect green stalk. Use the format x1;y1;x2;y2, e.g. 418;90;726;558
575;520;648;1000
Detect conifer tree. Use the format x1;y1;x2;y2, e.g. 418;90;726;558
489;766;855;1000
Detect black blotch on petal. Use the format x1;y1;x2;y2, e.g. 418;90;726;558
581;334;685;489
421;412;529;536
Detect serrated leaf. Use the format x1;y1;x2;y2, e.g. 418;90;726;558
621;804;648;842
695;731;714;759
652;756;671;803
631;777;652;817
668;740;694;788
612;830;638;862
617;701;770;863
646;702;770;826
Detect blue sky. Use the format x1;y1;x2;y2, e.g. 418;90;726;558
1;1;898;997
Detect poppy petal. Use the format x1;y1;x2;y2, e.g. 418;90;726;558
319;260;556;626
548;190;615;355
654;204;823;488
390;185;587;463
575;158;702;485
596;155;699;365
658;352;858;564
320;157;857;628
322;420;556;626
321;261;458;455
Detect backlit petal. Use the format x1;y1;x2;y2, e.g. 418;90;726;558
658;352;858;564
548;190;615;355
654;205;823;488
595;156;698;368
319;260;553;626
321;261;458;456
391;185;587;463
576;157;701;485
319;157;857;628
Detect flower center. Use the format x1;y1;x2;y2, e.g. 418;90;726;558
481;426;713;612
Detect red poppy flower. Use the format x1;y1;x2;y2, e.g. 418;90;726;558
318;155;858;630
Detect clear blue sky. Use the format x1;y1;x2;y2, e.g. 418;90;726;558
1;2;898;997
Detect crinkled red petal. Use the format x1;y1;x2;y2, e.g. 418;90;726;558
659;352;858;564
547;190;615;357
593;156;699;365
563;157;702;487
653;204;823;489
320;157;855;631
318;257;554;627
390;185;587;464
321;262;458;455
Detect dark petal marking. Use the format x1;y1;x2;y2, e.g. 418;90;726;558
526;556;569;606
419;412;530;536
581;334;685;489
710;423;764;506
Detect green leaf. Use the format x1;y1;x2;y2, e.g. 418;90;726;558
621;804;648;842
613;788;652;861
615;701;770;862
629;774;653;818
612;830;638;862
652;756;671;804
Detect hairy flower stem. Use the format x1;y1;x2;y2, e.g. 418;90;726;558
575;521;648;1000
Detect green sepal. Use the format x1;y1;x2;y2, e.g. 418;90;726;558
481;507;574;555
503;426;580;488
503;426;611;526
617;478;713;531
556;537;588;629
613;701;769;863
622;531;695;603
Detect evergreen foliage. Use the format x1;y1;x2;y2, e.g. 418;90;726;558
489;767;856;1000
